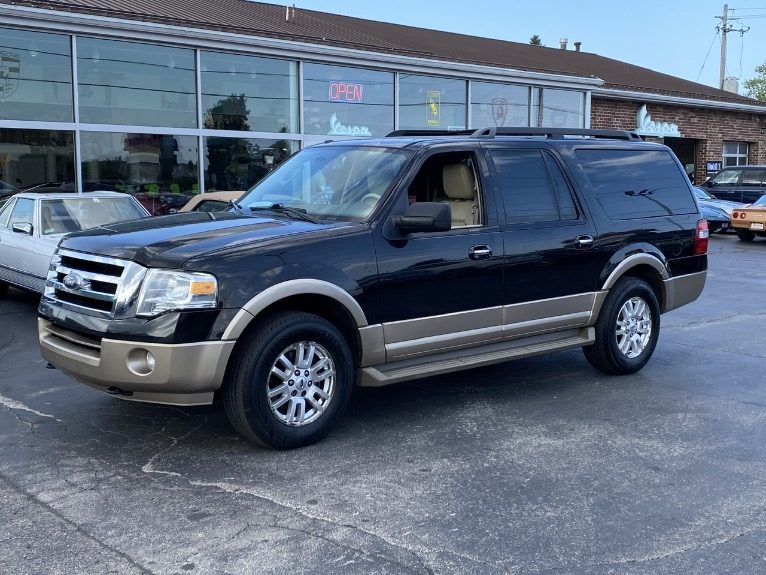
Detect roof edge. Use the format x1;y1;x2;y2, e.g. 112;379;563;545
1;3;604;88
593;88;766;114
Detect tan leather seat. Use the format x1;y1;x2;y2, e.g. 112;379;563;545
442;164;478;227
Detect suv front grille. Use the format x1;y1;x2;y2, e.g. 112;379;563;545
45;249;147;318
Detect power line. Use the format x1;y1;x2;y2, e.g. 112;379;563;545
696;28;720;82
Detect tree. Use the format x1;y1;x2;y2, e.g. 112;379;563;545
529;35;544;46
743;62;766;101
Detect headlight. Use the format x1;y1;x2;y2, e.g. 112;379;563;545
136;269;218;317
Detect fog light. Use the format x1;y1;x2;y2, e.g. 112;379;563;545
127;348;156;376
145;351;156;371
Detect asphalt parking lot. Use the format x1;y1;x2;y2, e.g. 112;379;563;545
2;233;766;575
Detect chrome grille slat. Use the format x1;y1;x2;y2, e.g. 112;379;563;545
44;249;147;319
55;265;124;286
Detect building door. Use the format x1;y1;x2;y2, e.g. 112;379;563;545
664;137;698;184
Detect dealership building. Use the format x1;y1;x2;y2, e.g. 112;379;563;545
1;0;765;198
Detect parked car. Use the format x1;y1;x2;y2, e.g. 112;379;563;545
0;191;150;297
176;191;242;213
698;165;766;204
38;127;708;449
730;195;766;242
693;187;744;233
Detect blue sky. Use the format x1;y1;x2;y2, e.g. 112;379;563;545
289;1;766;92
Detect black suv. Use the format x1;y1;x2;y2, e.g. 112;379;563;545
699;165;766;204
38;128;708;449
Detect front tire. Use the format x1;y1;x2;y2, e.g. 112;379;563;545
223;311;354;449
583;277;660;375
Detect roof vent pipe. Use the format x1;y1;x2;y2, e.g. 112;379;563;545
574;41;581;52
559;38;568;50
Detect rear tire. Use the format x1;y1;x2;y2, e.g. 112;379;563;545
0;281;8;299
736;229;756;242
223;311;354;449
583;277;660;375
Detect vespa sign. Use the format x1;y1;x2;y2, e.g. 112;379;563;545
635;104;683;138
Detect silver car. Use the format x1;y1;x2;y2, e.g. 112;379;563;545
0;191;150;297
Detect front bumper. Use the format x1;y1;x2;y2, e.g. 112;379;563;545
39;318;235;406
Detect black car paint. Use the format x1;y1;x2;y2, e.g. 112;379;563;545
42;136;706;347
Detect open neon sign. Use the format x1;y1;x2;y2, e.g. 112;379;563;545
328;81;364;103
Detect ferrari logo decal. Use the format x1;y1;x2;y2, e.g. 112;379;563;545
0;52;21;102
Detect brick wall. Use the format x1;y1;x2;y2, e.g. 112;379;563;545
592;98;766;183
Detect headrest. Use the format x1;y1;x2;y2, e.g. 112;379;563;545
442;164;475;200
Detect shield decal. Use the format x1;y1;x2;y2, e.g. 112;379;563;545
492;97;507;126
0;52;21;102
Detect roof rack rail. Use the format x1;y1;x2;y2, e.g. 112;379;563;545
470;127;642;141
385;129;475;137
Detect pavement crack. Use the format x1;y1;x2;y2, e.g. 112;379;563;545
0;470;155;574
0;393;61;422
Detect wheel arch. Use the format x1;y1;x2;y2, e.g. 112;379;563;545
599;253;668;312
221;279;367;364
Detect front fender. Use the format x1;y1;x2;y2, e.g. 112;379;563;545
221;279;369;340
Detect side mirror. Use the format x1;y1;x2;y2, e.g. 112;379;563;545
11;222;33;235
392;202;451;233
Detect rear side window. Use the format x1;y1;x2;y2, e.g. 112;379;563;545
576;149;698;219
742;169;766;186
490;149;579;224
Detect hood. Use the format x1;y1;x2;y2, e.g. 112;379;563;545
57;211;350;268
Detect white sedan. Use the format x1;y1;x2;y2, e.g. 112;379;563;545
0;191;150;297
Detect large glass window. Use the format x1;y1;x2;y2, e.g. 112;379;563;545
201;52;298;133
77;38;196;128
204;136;296;192
0;128;75;190
532;88;585;128
303;64;394;137
470;82;529;128
723;141;749;167
80;132;199;215
0;28;73;122
399;75;466;131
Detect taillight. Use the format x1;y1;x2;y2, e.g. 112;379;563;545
694;219;709;254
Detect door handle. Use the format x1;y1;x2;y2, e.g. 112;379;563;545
469;245;492;260
574;235;594;249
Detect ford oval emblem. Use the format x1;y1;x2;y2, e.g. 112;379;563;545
63;273;84;290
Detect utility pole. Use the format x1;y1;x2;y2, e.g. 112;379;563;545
717;4;750;90
719;4;728;89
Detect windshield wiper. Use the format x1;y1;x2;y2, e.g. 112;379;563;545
249;203;320;224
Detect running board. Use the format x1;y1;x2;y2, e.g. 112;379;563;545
357;327;594;387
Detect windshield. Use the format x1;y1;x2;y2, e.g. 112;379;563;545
237;145;411;221
710;169;740;185
41;197;148;235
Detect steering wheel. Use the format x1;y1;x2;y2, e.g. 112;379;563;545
360;193;381;207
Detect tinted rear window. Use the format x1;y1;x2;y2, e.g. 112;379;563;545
576;149;697;219
489;149;579;223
